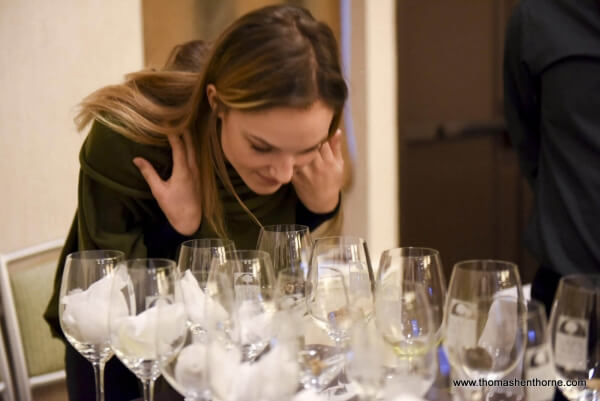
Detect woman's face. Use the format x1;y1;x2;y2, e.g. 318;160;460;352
219;100;334;195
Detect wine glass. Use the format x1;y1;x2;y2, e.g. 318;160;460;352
108;258;179;401
256;224;312;278
549;274;600;401
157;238;234;401
377;247;446;343
177;239;234;281
177;238;235;330
155;277;209;401
443;260;527;400
346;321;386;400
308;236;375;331
274;267;308;321
523;299;554;401
306;266;353;396
375;279;437;398
308;266;352;344
59;250;125;401
226;250;276;361
204;266;242;401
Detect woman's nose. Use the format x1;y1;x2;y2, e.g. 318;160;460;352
270;155;295;183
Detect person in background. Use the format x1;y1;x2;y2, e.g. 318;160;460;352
45;5;348;400
504;2;600;398
504;0;600;307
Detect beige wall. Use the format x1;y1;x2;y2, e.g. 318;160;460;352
0;0;143;253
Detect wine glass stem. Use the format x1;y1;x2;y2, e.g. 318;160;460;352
335;338;348;384
142;379;155;401
92;361;105;401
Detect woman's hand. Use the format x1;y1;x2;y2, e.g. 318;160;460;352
292;129;344;214
133;131;202;235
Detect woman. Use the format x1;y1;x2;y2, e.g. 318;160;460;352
45;4;347;400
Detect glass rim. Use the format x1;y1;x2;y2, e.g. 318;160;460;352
313;235;367;244
180;238;234;248
453;259;518;272
118;258;176;270
66;250;125;261
559;274;600;293
260;224;310;233
381;246;440;257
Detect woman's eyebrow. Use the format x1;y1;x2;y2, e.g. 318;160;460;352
244;130;329;153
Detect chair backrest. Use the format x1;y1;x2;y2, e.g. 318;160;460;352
0;320;16;401
0;239;66;401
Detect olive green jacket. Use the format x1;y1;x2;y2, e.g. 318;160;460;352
44;121;327;337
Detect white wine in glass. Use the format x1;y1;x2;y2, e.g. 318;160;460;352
377;247;446;344
375;279;437;398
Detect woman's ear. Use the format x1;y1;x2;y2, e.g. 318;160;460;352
206;84;223;117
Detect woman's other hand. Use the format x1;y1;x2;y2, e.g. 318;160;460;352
133;131;202;235
292;129;344;214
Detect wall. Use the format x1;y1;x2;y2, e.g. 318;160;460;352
0;0;143;253
342;0;399;265
397;0;536;282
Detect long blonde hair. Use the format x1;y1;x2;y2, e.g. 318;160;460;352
76;5;348;237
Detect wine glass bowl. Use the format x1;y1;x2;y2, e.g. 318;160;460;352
377;247;446;343
308;266;353;343
226;250;276;361
523;299;554;401
108;258;178;401
256;224;312;278
443;260;527;383
375;280;436;357
549;274;600;401
59;250;125;401
177;238;234;285
308;236;375;330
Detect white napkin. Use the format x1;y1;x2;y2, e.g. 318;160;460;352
390;394;427;401
209;339;298;401
237;299;274;346
208;341;243;400
477;297;518;370
61;273;128;344
112;302;185;359
180;270;229;325
174;343;207;392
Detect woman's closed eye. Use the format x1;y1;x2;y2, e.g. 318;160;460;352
251;143;273;153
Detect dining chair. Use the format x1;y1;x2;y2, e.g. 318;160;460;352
0;239;66;401
0;318;16;401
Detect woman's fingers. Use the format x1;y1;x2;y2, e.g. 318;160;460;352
133;157;164;195
330;129;343;160
321;129;342;163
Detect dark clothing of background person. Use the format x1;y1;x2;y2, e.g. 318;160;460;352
504;1;600;398
504;0;600;285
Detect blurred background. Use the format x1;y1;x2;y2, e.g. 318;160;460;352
0;1;534;399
